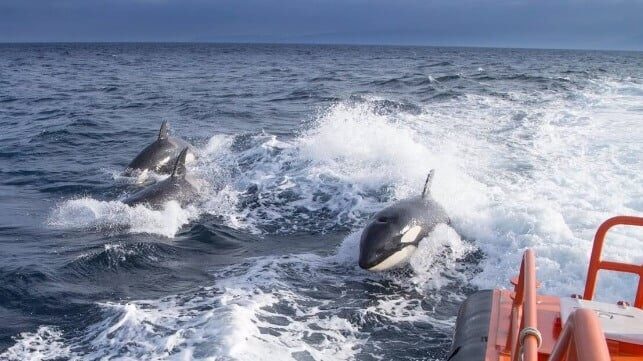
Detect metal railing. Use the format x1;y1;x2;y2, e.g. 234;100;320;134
548;308;610;361
504;216;641;361
510;249;539;361
583;216;643;308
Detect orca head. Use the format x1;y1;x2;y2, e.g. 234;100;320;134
358;170;440;271
358;213;423;272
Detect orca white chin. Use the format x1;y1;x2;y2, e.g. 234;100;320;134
367;245;417;272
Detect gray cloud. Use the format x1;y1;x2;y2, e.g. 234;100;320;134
0;0;641;50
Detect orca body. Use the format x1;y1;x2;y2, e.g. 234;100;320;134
123;148;198;208
358;170;450;271
125;121;195;176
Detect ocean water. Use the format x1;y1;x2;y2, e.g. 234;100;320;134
0;43;641;360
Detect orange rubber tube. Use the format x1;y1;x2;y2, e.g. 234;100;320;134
548;308;610;361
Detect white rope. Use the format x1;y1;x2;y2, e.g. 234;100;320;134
519;326;543;348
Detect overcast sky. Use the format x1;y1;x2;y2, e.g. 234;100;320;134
0;0;641;50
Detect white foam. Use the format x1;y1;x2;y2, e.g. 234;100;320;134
186;100;468;234
182;76;641;300
409;224;476;294
414;75;643;300
292;77;640;301
16;255;368;360
48;198;197;238
3;246;464;360
2;326;74;361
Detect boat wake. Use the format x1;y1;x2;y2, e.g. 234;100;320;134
25;69;642;360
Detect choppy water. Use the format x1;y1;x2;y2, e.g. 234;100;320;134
0;43;641;360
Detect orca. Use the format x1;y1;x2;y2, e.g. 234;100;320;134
358;170;450;271
123;148;199;208
124;121;195;176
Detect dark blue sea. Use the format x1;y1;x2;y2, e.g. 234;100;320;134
0;43;641;360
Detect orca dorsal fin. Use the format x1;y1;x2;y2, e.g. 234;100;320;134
171;148;189;178
421;169;435;199
158;120;169;140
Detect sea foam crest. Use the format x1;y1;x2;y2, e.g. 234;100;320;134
48;198;197;238
2;326;74;361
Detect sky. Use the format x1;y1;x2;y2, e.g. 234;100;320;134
0;0;641;50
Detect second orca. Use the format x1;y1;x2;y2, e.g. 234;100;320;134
123;148;199;208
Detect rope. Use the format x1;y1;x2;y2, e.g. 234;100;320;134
519;326;542;348
518;326;542;361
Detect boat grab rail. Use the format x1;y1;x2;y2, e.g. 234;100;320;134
548;308;610;361
510;249;539;361
583;216;643;308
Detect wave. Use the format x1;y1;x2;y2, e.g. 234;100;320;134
369;77;404;87
4;44;642;361
189;99;464;235
63;242;178;276
310;76;342;82
47;74;642;299
4;223;475;360
48;198;198;238
424;61;453;68
1;326;73;361
4;57;641;360
0;268;51;309
434;74;462;82
0;96;18;103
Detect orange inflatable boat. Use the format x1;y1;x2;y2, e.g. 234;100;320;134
448;216;643;361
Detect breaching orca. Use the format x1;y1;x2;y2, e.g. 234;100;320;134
358;170;450;271
124;121;195;176
123;148;199;208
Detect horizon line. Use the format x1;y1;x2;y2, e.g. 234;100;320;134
0;40;641;53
